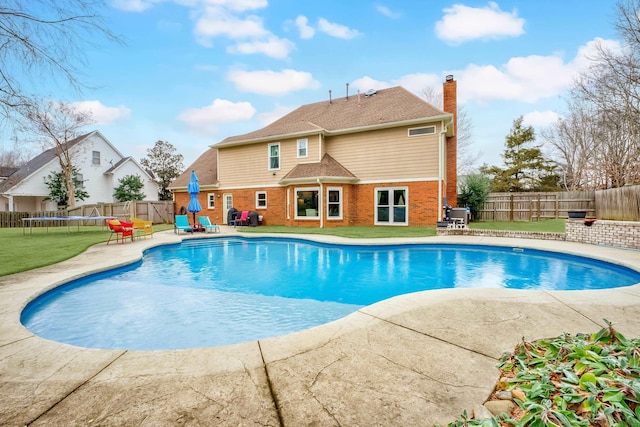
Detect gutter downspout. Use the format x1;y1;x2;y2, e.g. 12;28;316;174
438;121;447;221
317;178;324;228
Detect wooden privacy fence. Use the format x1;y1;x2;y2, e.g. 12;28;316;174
68;201;174;224
0;201;174;228
0;210;67;228
596;185;640;221
477;191;595;221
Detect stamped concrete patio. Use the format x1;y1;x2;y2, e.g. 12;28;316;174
1;229;639;426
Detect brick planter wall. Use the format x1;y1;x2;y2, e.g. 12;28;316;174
436;228;565;241
565;219;640;250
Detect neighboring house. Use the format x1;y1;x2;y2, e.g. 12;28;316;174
170;76;458;227
0;130;160;211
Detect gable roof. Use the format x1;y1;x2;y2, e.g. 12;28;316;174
103;156;155;181
169;148;218;190
216;86;450;147
0;130;126;194
0;131;91;193
280;153;358;184
0;166;19;179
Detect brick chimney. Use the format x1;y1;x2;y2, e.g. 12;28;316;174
443;75;457;207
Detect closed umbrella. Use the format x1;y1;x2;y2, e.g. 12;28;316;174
187;170;201;231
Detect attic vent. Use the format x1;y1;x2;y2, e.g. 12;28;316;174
364;89;377;97
408;126;436;137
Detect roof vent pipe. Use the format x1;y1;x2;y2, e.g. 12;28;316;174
329;90;332;104
346;83;349;100
446;74;454;81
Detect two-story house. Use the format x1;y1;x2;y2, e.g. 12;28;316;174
0;130;160;211
170;76;457;227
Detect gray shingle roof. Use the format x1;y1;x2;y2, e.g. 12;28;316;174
0;132;91;193
217;86;447;146
169;148;218;189
281;153;357;182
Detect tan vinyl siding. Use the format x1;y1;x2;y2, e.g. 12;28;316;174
219;136;321;187
324;124;440;181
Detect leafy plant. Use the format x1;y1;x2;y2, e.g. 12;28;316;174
458;174;490;221
113;174;146;202
43;167;89;208
439;320;640;426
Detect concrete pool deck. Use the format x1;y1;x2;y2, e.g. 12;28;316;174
1;229;640;426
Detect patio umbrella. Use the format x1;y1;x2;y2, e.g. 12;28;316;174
187;170;201;229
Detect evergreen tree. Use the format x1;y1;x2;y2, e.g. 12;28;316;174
43;167;89;208
140;140;184;200
457;174;490;221
480;117;559;192
113;174;146;202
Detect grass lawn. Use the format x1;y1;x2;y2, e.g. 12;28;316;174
238;225;437;238
469;218;565;233
0;224;174;277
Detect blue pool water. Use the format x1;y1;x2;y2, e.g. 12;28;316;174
21;237;640;350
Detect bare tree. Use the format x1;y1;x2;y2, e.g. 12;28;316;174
421;86;480;175
0;0;120;119
543;0;640;188
20;100;94;208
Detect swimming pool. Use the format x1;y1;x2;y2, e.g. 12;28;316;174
21;237;640;350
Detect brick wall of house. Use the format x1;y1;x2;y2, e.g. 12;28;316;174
566;219;640;249
443;76;457;208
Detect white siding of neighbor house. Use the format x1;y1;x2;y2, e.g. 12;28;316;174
3;132;160;211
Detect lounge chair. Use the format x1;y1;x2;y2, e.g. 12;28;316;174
235;210;249;227
198;216;220;233
106;219;134;244
175;215;193;234
131;217;153;239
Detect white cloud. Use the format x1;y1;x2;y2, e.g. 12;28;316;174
70;100;131;125
110;0;159;12
435;2;525;44
450;37;620;104
195;10;268;39
177;99;256;135
375;5;401;19
294;15;315;39
522;110;561;128
227;69;320;96
198;0;268;13
351;73;441;97
257;105;295;126
317;18;361;39
228;36;295;59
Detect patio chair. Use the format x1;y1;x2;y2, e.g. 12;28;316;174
131;217;153;239
235;210;249;227
175;215;193;234
106;219;134;244
198;216;220;233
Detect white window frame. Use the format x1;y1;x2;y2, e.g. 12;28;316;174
294;187;319;219
256;191;267;209
268;142;280;170
76;173;84;190
374;186;408;226
92;151;101;165
207;193;215;209
297;138;308;158
326;187;342;220
408;126;436;137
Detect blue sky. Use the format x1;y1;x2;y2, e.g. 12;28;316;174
14;0;621;169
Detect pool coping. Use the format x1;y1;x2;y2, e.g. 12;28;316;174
1;228;640;426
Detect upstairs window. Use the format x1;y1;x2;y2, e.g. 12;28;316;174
92;151;101;165
297;139;308;158
268;143;280;170
408;126;436;137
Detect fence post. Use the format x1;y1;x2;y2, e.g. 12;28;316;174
509;193;514;222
